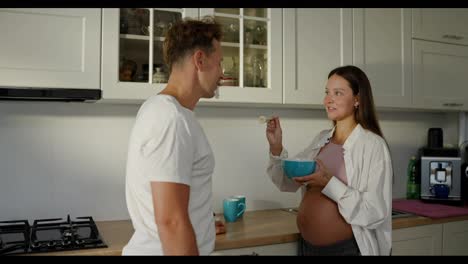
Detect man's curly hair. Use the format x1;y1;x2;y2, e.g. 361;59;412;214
163;16;223;73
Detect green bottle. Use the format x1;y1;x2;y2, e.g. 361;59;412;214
406;156;420;199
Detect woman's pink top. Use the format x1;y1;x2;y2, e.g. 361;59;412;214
316;141;348;185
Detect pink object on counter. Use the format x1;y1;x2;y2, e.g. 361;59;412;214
393;199;468;219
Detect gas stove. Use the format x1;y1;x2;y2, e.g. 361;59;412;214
0;215;107;255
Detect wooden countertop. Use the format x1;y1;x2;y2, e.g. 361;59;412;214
392;214;468;229
214;209;299;250
30;208;468;255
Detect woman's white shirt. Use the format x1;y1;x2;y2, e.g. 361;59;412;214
267;124;393;255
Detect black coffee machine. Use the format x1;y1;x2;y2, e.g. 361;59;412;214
419;128;463;203
419;147;462;202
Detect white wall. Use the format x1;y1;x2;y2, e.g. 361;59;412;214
0;101;458;221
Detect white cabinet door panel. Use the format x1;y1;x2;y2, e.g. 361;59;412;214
442;220;468;255
392;224;443;255
0;8;101;89
413;39;468;111
353;8;412;108
413;8;468;46
283;8;352;106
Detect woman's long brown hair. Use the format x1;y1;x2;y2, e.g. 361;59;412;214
328;65;384;138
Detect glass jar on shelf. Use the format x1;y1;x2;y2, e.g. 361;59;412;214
120;16;129;34
154;14;167;37
244;21;255;45
220;56;238;86
224;23;239;43
253;24;267;45
122;8;149;35
119;58;137;82
244;8;267;18
251;54;266;87
152;66;168;83
154;11;180;37
244;63;253;87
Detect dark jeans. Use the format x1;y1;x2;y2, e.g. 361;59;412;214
298;236;361;256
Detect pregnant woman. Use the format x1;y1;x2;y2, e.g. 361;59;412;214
265;65;393;256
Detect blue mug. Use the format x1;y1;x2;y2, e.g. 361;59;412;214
223;197;245;222
431;184;450;199
230;195;246;218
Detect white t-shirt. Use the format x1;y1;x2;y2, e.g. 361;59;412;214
122;94;216;255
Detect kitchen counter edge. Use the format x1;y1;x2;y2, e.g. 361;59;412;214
29;209;468;256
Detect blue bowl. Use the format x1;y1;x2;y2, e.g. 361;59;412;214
282;159;316;179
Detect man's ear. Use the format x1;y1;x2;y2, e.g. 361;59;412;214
193;50;204;71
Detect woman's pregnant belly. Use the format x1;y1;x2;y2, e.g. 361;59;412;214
296;186;353;246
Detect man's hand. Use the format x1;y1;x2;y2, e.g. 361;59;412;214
215;220;226;235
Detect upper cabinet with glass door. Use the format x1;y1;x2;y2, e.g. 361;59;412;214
101;8;198;102
199;8;282;104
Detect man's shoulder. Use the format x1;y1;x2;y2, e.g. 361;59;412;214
138;95;181;120
141;94;176;111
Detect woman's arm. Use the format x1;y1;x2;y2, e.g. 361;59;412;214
267;132;327;192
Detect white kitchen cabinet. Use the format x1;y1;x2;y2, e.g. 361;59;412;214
412;8;468;46
392;224;443;255
282;8;352;106
412;39;468;111
199;8;283;104
0;8;101;89
212;241;297;256
101;8;198;102
353;8;412;108
442;220;468;255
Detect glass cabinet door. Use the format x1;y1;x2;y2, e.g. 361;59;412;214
200;8;282;104
101;8;198;101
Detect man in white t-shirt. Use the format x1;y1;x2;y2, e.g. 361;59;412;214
122;17;224;256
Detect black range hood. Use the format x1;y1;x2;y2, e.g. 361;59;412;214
0;88;101;102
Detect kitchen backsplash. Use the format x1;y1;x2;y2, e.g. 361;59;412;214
0;101;459;221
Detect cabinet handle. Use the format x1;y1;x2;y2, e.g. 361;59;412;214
442;103;464;107
442;34;464;40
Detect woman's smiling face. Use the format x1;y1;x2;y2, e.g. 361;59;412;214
323;74;359;122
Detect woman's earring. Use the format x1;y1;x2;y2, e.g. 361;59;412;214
354;104;359;109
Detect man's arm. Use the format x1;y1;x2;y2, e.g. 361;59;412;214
151;181;198;255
